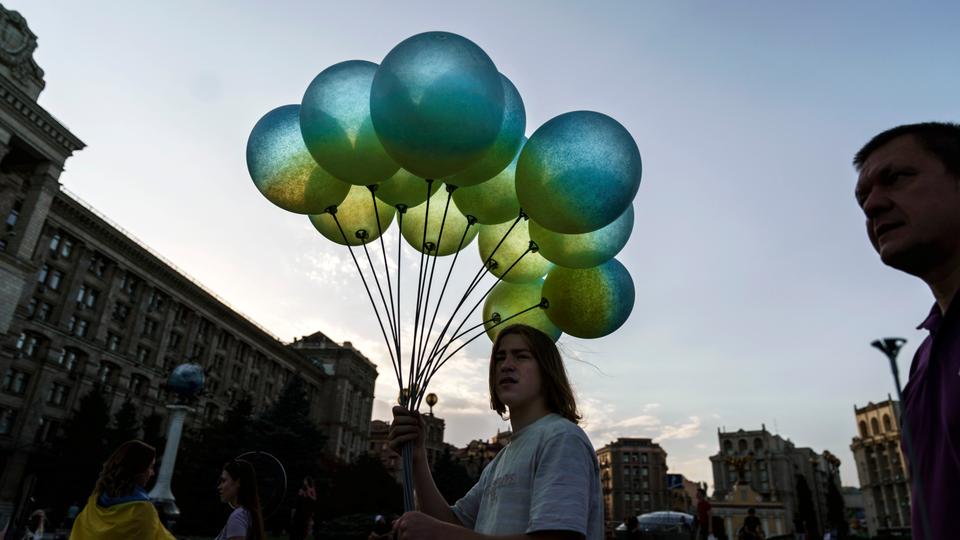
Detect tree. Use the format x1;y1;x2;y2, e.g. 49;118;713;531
142;411;165;450
107;400;140;449
795;474;819;539
432;447;474;503
328;454;402;518
826;479;849;538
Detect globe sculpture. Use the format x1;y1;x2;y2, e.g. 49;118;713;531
243;30;644;513
166;363;205;402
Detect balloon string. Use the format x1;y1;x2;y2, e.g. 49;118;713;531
418;246;534;406
330;213;399;386
370;186;400;355
359;236;399;371
414;188;453;389
421;211;524;375
407;179;433;410
395;209;404;389
416;213;476;393
416;300;545;410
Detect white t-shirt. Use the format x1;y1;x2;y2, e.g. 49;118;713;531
451;413;603;539
215;507;250;540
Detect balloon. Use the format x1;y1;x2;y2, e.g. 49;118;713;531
300;60;400;186
246;105;351;214
309;185;395;246
451;138;523;225
370;31;504;179
400;186;478;256
446;74;525;187
482;279;561;342
542;258;635;338
375;168;440;209
529;205;634;268
516;111;642;234
478;218;552;283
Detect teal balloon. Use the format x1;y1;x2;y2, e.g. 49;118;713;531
482;279;561;342
375;168;440;209
300;60;400;186
451;138;523;225
478;219;552;283
400;186;478;256
542;258;634;338
517;111;642;234
446;74;525;187
370;31;505;179
309;185;395;246
246;105;351;214
529;205;634;269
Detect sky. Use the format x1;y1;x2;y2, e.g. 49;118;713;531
18;1;960;489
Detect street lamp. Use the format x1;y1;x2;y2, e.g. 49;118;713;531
871;337;907;402
425;393;438;416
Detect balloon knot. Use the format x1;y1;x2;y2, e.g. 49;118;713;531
528;241;540;253
466;215;478;225
445;183;458;193
356;230;369;240
367;184;379;192
325;205;338;215
540;297;550;309
485;259;499;270
492;312;502;324
424;241;437;253
396;204;408;214
519;209;529;220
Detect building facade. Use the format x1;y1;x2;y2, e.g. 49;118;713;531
288;332;378;463
0;5;377;525
596;437;670;533
709;426;843;538
849;397;910;537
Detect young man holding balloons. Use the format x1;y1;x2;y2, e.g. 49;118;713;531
387;324;603;540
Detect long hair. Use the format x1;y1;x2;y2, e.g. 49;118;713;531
94;440;156;498
223;459;266;540
488;324;581;424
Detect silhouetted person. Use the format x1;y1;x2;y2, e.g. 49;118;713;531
694;488;712;540
215;459;267;540
853;122;960;540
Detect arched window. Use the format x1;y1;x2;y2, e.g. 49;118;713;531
859;421;868;438
871;418;880;436
883;414;892;432
754;438;764;451
738;439;748;452
724;440;733;455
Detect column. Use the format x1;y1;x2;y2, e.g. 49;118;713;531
8;163;61;261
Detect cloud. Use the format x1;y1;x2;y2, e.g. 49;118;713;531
656;416;702;441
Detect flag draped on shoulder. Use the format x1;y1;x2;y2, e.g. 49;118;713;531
69;492;175;540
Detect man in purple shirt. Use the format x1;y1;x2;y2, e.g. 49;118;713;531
853;122;960;540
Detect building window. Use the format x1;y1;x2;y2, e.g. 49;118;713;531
2;369;30;395
871;418;881;436
60;238;73;259
0;407;18;435
97;363;116;385
26;298;37;317
142;318;159;339
88;253;108;278
57;348;81;371
129;375;147;396
883;414;893;432
146;290;166;313
641;453;648;464
168;332;182;349
204;403;219;422
76;285;98;309
136;346;152;365
34;417;62;444
49;233;60;253
67;317;89;338
47;270;63;291
119;271;139;296
15;332;41;358
36;302;52;322
4;199;22;232
37;264;49;284
107;333;122;352
47;383;70;406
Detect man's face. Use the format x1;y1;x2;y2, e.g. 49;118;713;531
492;334;543;410
855;135;960;277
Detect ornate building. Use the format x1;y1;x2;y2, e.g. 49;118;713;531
0;4;377;525
596;437;670;534
849;397;910;537
709;426;843;538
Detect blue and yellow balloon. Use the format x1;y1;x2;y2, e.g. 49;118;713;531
300;60;400;186
478;218;552;283
482;279;561;342
400;186;478;256
542;258;634;338
451;138;523;225
246;104;351;214
446;74;525;187
310;185;395;246
529;205;634;269
376;168;440;209
517;111;641;234
370;31;504;179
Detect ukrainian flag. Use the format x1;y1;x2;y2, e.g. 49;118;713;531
69;489;175;540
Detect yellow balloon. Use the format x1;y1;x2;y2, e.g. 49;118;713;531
478;218;553;283
309;185;395;246
400;186;478;256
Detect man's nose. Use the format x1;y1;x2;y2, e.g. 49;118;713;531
861;189;891;219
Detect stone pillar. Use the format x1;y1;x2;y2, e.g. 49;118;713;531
148;404;192;526
8;163;60;261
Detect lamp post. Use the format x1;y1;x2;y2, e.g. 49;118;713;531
149;363;204;529
870;337;931;540
425;393;438;416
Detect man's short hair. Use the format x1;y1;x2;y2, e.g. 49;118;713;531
853;122;960;176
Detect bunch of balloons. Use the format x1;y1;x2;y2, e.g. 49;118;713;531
246;31;640;403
